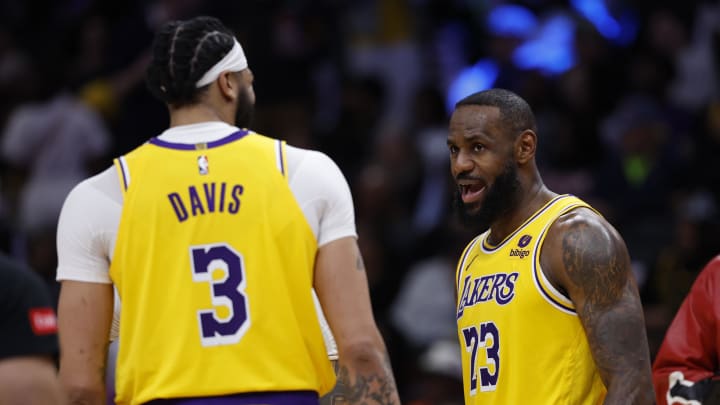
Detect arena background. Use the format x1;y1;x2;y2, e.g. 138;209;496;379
0;1;718;403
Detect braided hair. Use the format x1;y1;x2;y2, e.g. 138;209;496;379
146;16;237;107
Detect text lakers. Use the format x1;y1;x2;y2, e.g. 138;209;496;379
456;272;519;318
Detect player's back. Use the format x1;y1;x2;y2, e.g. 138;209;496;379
455;195;607;404
110;130;335;405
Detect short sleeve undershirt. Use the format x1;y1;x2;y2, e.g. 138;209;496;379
56;122;357;284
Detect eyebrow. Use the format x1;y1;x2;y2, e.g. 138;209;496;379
448;132;493;144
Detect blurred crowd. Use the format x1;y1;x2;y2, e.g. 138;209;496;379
0;0;718;403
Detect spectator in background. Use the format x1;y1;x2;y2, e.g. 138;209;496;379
319;75;386;186
406;340;464;405
410;85;453;236
646;190;720;357
0;64;112;297
652;190;719;315
666;1;720;113
342;0;423;133
0;78;112;215
390;231;458;351
0;253;62;404
653;255;720;405
388;224;470;399
594;95;679;288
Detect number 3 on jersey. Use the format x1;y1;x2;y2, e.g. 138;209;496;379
462;321;500;394
190;243;250;347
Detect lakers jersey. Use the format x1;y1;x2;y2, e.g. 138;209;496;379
455;195;607;404
110;130;335;405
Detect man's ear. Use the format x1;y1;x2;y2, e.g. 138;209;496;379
217;71;237;102
515;129;537;165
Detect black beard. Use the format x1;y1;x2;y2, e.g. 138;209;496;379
453;161;521;233
235;87;255;129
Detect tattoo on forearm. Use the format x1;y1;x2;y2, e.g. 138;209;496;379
331;356;399;405
561;221;654;404
320;361;347;405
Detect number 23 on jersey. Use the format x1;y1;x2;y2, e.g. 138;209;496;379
462;321;500;395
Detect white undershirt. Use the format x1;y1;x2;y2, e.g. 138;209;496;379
55;122;354;356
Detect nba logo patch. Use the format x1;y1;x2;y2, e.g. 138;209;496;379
198;155;209;175
518;234;532;247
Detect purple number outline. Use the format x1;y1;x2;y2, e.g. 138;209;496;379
462;325;480;395
478;321;499;391
190;243;250;347
462;321;500;395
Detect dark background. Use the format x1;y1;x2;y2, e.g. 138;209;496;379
1;1;718;403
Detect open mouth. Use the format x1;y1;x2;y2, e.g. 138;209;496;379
459;182;486;204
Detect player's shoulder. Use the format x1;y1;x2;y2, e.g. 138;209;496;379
64;165;121;207
286;144;337;164
285;144;343;177
542;202;628;277
553;205;602;226
246;132;339;172
550;204;619;245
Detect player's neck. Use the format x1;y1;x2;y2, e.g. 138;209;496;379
168;104;233;127
487;181;554;244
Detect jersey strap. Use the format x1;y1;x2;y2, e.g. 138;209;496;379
531;197;597;314
275;139;287;179
113;155;131;195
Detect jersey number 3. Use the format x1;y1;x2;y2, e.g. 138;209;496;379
462;321;500;394
191;244;250;347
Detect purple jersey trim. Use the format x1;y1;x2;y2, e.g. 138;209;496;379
118;156;129;191
148;130;250;150
533;258;576;313
145;391;319;405
276;140;285;175
531;204;581;314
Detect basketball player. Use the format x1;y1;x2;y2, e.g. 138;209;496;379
448;89;654;404
56;16;400;405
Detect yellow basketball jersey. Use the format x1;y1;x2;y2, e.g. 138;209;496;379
110;131;335;405
455;195;607;405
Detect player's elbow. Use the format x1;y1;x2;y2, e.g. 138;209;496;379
59;372;105;404
338;338;389;371
62;383;105;404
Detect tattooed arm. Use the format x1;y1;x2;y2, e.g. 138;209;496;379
314;236;401;405
319;360;343;405
541;208;655;405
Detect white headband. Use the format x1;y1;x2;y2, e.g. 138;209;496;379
195;39;248;88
